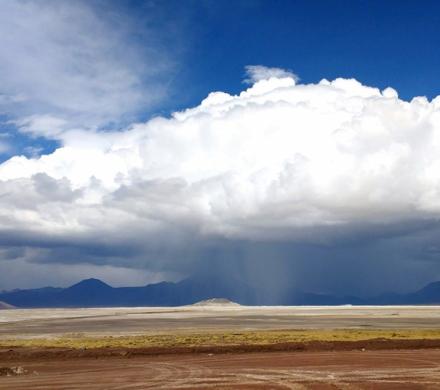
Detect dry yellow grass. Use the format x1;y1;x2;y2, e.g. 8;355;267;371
1;328;440;349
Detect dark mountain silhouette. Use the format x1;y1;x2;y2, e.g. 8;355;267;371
371;281;440;305
0;274;255;308
409;281;440;303
0;286;63;307
1;277;440;308
68;278;112;291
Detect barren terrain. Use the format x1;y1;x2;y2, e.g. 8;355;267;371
1;305;440;388
1;305;440;338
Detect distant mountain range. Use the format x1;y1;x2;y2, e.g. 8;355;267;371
1;275;440;308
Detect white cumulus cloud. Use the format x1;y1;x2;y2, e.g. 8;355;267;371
0;74;439;245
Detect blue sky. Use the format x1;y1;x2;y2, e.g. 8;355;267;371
1;0;440;293
180;0;440;102
2;0;440;161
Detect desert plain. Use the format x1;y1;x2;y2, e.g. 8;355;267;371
1;304;440;388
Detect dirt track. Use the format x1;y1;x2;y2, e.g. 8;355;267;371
2;348;440;389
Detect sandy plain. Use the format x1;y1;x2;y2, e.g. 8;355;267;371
1;305;440;338
1;305;440;389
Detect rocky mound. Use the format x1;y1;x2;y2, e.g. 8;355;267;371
191;298;241;306
0;300;15;309
0;366;26;376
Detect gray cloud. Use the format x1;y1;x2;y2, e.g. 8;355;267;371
244;65;299;84
0;71;440;292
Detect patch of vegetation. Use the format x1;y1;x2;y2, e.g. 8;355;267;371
1;329;440;349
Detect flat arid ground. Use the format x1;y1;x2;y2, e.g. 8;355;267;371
1;305;440;388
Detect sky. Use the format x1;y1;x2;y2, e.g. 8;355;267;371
1;0;440;296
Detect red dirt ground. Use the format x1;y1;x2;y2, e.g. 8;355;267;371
1;344;440;389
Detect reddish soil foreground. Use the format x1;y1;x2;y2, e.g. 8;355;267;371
2;345;440;389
